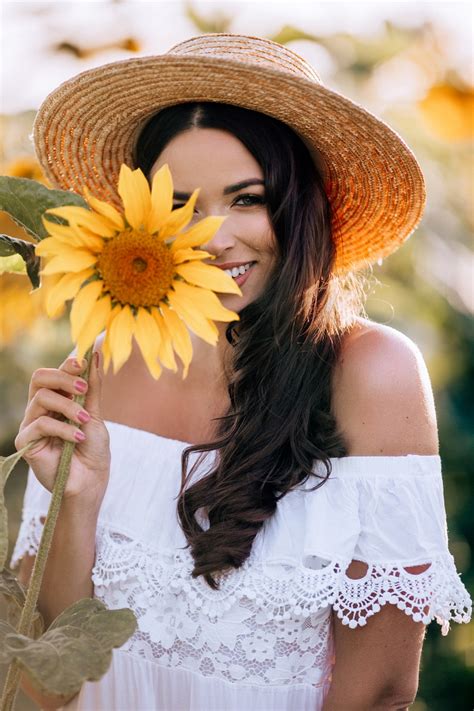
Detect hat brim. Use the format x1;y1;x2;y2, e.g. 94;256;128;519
33;54;426;274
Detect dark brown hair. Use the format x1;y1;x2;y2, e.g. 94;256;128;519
134;102;369;589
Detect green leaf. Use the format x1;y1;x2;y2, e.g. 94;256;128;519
0;234;40;287
0;441;37;570
0;598;137;697
0;177;87;241
0;254;27;275
0;569;44;640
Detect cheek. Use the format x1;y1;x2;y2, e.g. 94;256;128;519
245;214;278;261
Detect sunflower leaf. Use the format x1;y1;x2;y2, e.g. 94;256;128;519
0;598;137;697
0;176;87;241
0;569;44;640
0;234;40;287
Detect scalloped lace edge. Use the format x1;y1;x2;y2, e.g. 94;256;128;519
10;518;472;636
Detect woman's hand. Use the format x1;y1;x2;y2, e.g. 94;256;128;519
14;351;111;505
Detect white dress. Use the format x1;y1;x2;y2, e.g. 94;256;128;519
10;420;472;711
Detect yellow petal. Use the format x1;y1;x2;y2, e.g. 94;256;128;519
39;251;98;275
134;308;163;379
171;281;240;322
150;307;178;372
118;164;151;231
83;186;125;231
173;248;216;264
44;206;117;237
170;216;226;251
175;261;243;295
75;295;112;361
42;217;87;244
35;237;72;257
159;188;200;240
166;288;219;346
102;305;121;373
65;226;105;253
70;280;104;342
160;302;193;379
147;164;173;234
108;303;135;374
45;268;95;318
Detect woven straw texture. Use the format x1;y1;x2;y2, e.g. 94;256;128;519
33;33;426;274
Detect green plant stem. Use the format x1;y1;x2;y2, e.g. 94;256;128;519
0;346;94;711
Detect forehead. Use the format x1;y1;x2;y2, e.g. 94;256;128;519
149;127;263;186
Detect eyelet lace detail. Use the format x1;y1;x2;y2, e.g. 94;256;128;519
90;525;471;687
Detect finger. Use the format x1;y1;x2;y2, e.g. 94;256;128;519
27;362;88;405
83;350;103;419
22;388;91;430
15;415;86;453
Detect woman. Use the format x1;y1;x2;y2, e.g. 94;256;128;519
11;34;471;710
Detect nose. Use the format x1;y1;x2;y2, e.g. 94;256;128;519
199;216;236;259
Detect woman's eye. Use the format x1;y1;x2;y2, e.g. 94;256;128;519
234;193;265;207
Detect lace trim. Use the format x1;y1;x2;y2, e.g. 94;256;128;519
91;526;472;635
9;511;46;569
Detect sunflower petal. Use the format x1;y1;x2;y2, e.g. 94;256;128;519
42;217;87;245
134;308;163;379
160;302;193;379
170;216;226;251
175;261;243;295
172;248;216;264
35;237;74;257
83;186;125;231
39;251;98;275
118;164;151;231
75;295;112;361
45;268;95;318
147;164;173;234
45;206;116;237
150;307;178;372
108;304;136;374
166;288;219;346
102;305;121;373
171;281;240;322
70;280;104;341
159;188;200;240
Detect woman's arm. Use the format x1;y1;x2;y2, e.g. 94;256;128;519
15;493;103;710
324;322;440;709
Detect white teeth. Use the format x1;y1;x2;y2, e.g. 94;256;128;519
224;262;253;278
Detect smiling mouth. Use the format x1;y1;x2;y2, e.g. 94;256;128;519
224;261;256;279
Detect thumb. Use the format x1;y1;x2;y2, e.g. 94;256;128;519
84;350;103;419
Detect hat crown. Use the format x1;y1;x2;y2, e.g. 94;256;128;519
167;33;322;85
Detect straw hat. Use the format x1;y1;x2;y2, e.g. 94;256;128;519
33;33;426;274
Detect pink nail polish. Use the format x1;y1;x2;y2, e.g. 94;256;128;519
75;430;86;442
77;410;90;423
74;379;87;393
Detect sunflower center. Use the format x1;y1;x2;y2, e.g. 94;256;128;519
97;230;175;307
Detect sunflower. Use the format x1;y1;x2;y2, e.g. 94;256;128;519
35;163;242;379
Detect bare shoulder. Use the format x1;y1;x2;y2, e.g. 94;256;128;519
332;317;439;456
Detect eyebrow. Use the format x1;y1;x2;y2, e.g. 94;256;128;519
173;179;265;201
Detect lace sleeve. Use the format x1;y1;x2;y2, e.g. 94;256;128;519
303;454;472;635
9;466;51;569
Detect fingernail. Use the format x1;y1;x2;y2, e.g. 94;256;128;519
75;430;86;442
77;410;90;423
74;379;88;393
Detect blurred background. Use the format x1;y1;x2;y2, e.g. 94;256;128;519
1;1;473;708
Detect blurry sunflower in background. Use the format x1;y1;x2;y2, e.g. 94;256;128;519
36;163;242;379
0;157;56;346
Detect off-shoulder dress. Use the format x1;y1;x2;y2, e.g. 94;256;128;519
10;420;472;711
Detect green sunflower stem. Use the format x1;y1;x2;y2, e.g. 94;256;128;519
0;346;94;711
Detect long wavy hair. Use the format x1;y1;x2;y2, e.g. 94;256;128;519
134;102;369;589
